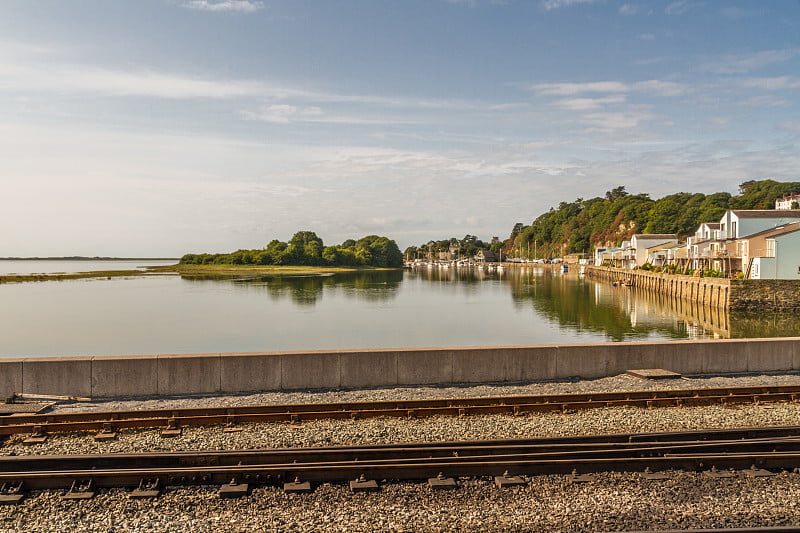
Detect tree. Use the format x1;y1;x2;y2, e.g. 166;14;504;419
605;186;628;202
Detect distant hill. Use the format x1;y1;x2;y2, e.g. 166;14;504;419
503;179;800;259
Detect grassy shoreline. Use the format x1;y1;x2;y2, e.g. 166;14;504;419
0;264;401;284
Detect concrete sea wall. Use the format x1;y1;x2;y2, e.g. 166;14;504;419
586;266;800;310
1;337;799;398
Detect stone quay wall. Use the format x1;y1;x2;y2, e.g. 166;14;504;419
1;337;799;398
586;266;730;308
586;266;800;310
728;279;800;310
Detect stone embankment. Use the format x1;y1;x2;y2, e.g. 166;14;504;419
586;266;800;310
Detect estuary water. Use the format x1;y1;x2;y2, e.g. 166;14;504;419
0;264;794;358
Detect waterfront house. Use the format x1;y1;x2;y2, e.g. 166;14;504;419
686;223;721;270
475;250;505;263
629;234;678;267
646;241;682;267
687;210;800;275
718;210;800;240
775;193;800;210
733;221;800;279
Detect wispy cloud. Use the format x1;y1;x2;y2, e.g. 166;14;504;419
737;76;800;91
183;0;265;12
553;95;626;111
578;110;656;133
530;80;687;97
531;81;628;95
664;1;694;16
778;122;800;133
736;95;791;108
719;7;756;19
0;49;485;114
700;49;800;74
618;4;637;15
241;104;322;124
240;104;419;125
541;0;597;11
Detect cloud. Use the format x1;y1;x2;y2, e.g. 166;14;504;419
701;49;800;74
618;4;637;15
719;7;756;19
737;76;800;91
530;80;687;97
664;1;693;15
736;95;791;108
541;0;597;11
578;110;657;133
531;81;629;95
778;122;800;133
0;50;484;114
240;104;422;126
183;0;265;12
553;95;626;111
639;33;655;41
702;117;731;131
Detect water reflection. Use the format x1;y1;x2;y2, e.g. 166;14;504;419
169;266;796;340
0;265;795;358
406;265;797;341
180;270;403;306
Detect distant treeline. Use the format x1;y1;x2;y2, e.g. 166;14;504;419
403;234;503;259
180;231;403;268
504;179;800;258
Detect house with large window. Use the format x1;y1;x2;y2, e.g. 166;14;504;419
734;222;800;279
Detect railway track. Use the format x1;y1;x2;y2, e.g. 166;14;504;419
2;384;800;440
3;426;800;502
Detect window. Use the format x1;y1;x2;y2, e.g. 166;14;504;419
766;239;776;257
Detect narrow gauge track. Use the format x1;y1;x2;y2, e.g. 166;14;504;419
2;384;800;437
3;427;800;497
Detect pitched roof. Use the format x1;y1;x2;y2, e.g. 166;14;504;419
740;221;800;240
632;234;677;239
699;222;720;229
648;241;682;250
730;210;800;218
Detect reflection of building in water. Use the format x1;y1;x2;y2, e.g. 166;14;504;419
626;287;730;339
595;283;704;336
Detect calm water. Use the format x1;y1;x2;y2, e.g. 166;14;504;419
0;260;175;275
0;266;794;358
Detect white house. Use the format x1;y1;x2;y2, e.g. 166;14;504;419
629;234;678;267
718;210;800;240
775;193;800;210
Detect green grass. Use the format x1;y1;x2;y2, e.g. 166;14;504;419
0;263;400;283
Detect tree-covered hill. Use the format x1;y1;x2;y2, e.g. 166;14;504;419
503;179;800;259
180;231;403;268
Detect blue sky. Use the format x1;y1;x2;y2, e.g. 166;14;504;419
1;0;799;256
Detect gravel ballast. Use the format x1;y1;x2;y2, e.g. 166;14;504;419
2;372;800;532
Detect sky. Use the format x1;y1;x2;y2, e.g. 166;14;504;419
1;0;799;256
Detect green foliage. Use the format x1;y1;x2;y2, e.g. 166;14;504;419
733;179;800;209
502;179;800;257
410;235;492;259
179;231;403;268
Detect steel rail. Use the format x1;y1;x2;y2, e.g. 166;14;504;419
3;435;800;472
2;385;800;436
1;452;799;490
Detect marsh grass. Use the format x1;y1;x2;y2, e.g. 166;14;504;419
0;263;399;283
